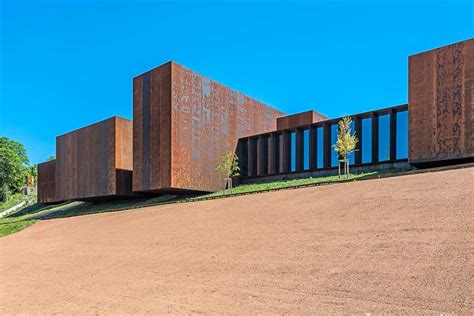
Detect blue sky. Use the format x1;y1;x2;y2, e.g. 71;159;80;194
0;0;472;164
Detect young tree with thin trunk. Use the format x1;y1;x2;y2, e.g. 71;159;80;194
216;150;240;193
333;116;358;178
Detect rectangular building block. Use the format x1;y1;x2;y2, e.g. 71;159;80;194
133;61;285;193
408;38;474;165
53;116;133;201
276;110;327;130
37;160;56;203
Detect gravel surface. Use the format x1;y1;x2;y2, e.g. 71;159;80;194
1;167;473;314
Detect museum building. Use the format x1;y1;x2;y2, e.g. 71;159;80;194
38;38;474;203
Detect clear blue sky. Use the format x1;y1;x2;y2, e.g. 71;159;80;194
0;0;472;164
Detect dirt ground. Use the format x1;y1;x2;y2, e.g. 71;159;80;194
1;168;473;314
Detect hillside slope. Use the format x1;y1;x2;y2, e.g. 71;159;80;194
1;168;473;314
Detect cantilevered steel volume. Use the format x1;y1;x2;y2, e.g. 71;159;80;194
37;38;474;203
38;117;133;203
132;62;284;194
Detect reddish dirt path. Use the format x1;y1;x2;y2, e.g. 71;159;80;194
1;168;473;314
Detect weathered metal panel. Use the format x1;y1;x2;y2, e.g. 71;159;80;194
408;38;474;165
277;110;327;130
132;63;173;192
133;61;284;193
37;160;56;203
170;62;285;192
54;116;133;201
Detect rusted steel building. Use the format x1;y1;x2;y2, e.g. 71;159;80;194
408;39;473;166
237;38;473;183
237;104;409;183
37;117;133;203
133;61;285;193
37;160;56;203
37;38;473;203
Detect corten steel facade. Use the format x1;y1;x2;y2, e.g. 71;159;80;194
37;38;473;203
409;39;474;166
37;160;56;203
53;116;133;202
133;61;285;193
276;110;328;130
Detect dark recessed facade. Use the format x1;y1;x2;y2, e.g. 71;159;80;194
37;38;474;203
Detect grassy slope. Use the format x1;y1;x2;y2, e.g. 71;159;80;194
196;171;380;199
0;217;38;237
0;203;56;237
0;194;27;212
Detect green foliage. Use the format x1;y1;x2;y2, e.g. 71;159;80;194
0;193;26;212
47;155;56;161
216;150;240;178
333;116;358;160
0;216;38;237
199;171;378;199
0;137;30;201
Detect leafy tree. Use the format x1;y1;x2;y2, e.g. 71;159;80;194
0;137;30;201
47;155;55;161
332;116;358;178
216;150;240;191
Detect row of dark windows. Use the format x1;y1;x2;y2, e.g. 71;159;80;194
238;109;408;177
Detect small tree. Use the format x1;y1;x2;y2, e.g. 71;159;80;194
332;116;358;178
216;150;240;193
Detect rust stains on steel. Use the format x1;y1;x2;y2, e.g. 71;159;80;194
408;38;474;165
133;61;285;193
51;116;133;202
37;160;56;204
276;110;328;130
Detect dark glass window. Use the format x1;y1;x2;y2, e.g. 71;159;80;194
291;131;296;172
396;111;408;159
317;127;324;168
362;118;372;163
378;114;390;162
303;129;310;170
331;124;338;167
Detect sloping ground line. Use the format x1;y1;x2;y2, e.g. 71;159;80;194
39;162;474;220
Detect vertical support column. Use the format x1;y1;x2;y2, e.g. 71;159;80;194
282;131;291;172
279;133;285;173
390;109;397;161
257;136;265;176
295;129;304;172
323;123;331;168
372;113;379;163
274;133;280;174
309;127;317;169
354;116;362;165
268;134;275;174
263;136;269;175
247;138;255;176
